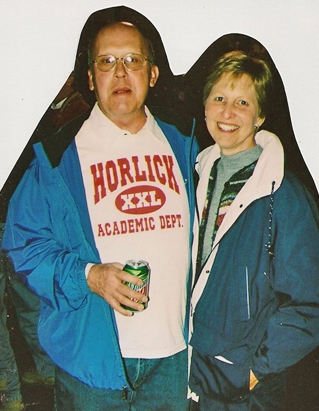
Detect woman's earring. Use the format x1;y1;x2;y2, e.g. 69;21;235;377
255;125;259;132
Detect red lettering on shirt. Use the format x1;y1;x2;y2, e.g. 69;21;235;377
90;155;180;204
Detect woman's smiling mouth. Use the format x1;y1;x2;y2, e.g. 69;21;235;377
217;122;239;132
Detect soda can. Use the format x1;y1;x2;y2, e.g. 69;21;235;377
122;259;150;311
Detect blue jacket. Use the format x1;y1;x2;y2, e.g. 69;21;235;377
189;131;319;400
3;114;198;389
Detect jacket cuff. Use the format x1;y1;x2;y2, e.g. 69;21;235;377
77;260;93;295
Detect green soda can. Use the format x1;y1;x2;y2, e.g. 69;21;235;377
122;260;150;311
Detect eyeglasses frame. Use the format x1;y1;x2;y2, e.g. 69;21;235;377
92;53;151;72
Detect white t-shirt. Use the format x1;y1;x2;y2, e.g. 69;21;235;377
75;103;190;358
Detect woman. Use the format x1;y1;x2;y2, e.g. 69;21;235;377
188;51;319;410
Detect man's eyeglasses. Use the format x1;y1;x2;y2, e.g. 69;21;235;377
92;53;151;72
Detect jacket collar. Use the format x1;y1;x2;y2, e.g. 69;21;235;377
196;130;284;249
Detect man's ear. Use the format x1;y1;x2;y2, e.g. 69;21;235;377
88;69;94;91
149;65;159;88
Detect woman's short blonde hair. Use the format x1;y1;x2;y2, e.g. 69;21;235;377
203;50;272;118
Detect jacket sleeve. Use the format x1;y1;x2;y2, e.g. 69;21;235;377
2;157;96;312
253;175;319;378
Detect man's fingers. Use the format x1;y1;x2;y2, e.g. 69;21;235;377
118;270;144;287
108;292;146;314
111;300;135;316
118;281;148;302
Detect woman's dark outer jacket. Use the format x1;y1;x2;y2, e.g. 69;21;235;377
189;130;319;399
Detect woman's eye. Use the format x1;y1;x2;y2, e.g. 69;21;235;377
239;99;248;106
215;96;224;102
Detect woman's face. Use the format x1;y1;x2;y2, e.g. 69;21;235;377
205;72;265;156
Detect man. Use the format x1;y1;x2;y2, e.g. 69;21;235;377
3;20;198;411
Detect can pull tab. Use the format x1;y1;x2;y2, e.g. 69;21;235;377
122;385;128;401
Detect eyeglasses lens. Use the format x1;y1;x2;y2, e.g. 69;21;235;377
96;54;145;72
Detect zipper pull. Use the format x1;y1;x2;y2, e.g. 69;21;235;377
122;385;128;401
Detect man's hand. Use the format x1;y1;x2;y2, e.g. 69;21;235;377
87;263;148;316
249;370;259;391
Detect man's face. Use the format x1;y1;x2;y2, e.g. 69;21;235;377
88;23;159;132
